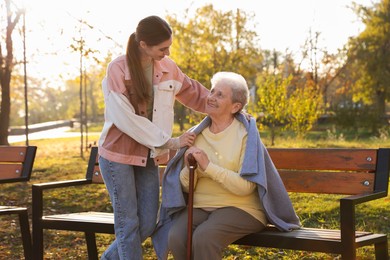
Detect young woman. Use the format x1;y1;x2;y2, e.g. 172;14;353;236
98;15;209;259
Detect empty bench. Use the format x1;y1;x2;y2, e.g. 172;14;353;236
0;145;37;260
32;147;389;259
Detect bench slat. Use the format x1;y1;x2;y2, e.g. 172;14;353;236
234;228;387;254
280;170;375;194
43;212;114;225
91;165;102;183
0;164;24;180
0;146;28;162
0;206;29;212
268;148;377;171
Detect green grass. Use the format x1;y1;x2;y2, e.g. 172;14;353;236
1;132;389;259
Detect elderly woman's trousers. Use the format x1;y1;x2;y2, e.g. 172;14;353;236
168;207;265;260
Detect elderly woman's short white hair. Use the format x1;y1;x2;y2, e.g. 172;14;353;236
210;71;249;110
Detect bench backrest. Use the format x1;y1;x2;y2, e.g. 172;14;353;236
268;148;389;195
87;147;390;196
0;146;37;184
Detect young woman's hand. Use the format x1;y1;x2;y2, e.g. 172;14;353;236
178;132;196;148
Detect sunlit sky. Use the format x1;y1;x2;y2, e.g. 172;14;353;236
15;0;378;84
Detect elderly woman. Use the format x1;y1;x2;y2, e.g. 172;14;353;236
152;72;300;260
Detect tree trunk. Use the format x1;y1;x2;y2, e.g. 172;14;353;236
376;89;388;125
0;0;23;145
0;76;11;145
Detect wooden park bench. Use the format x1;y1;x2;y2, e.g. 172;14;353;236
0;145;37;260
32;146;389;259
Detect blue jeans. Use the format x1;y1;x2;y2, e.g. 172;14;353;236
99;156;159;260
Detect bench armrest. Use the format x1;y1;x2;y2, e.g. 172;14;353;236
340;191;387;224
32;179;91;191
32;179;92;222
340;191;387;205
339;190;387;246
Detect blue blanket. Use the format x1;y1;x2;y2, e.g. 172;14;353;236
152;113;301;259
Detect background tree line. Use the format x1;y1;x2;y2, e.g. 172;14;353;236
1;1;389;145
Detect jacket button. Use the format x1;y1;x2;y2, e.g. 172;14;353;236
169;85;172;89
142;159;145;163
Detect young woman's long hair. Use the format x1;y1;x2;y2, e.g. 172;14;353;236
126;16;172;102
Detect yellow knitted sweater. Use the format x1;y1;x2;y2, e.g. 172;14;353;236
180;118;267;225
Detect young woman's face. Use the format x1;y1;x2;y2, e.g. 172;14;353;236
140;37;172;61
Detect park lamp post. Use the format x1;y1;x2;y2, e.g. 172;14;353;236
13;0;29;145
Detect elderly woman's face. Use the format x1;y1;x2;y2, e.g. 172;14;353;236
206;82;236;117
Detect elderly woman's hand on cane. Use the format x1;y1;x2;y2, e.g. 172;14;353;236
184;147;209;171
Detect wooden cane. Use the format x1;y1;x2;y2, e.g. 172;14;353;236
186;153;197;260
